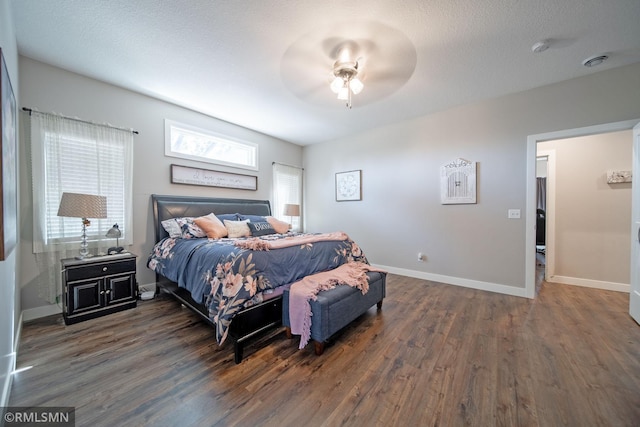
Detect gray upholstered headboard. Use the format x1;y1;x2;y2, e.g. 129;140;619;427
152;194;272;242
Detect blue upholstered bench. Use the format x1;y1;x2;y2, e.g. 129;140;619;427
282;271;386;355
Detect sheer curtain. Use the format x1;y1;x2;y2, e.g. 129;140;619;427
272;163;303;232
29;112;134;303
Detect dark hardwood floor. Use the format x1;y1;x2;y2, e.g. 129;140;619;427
10;274;640;426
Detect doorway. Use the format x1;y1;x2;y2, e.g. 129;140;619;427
535;154;549;289
525;119;640;298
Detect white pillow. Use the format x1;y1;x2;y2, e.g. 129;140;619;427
224;219;251;238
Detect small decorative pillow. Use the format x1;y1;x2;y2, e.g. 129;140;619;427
266;216;290;234
194;213;228;239
224;219;251;238
247;221;276;236
175;217;206;239
161;218;183;238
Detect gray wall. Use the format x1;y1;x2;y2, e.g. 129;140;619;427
539;130;631;286
14;41;640;312
304;63;640;295
0;0;19;407
18;56;303;313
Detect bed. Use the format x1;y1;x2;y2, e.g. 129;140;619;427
148;194;369;363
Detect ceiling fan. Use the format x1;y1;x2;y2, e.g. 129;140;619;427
328;42;365;108
280;21;417;109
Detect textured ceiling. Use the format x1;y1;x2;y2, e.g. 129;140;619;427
10;0;640;145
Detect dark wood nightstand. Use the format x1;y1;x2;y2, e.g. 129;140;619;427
61;253;138;325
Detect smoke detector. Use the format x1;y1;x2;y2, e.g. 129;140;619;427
531;41;549;53
582;54;609;67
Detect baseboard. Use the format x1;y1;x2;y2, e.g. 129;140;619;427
372;264;530;298
22;304;62;322
547;275;629;293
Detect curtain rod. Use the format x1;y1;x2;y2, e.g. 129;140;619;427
22;107;139;135
272;161;304;170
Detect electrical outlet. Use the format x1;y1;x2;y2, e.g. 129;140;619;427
508;209;521;219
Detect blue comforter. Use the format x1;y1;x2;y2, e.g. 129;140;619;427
147;233;368;344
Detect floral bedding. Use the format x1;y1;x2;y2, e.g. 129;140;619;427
147;232;368;344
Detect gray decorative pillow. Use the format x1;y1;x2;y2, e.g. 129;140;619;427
248;221;276;236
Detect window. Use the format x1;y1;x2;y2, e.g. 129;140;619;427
30;113;134;253
272;163;303;232
165;119;258;171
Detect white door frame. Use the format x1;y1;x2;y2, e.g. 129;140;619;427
630;122;640;324
525;118;640;298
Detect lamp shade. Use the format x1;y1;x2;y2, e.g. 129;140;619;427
106;224;122;238
57;192;107;219
283;203;300;217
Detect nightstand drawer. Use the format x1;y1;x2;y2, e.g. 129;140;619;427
66;258;136;282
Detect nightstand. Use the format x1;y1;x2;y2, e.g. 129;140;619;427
62;253;138;325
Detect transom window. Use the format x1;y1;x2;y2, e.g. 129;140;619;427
165;119;258;170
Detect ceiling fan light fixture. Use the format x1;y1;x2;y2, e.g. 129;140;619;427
350;77;364;94
330;76;344;93
337;86;349;100
330;58;363;108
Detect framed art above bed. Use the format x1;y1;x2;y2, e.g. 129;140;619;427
170;164;258;190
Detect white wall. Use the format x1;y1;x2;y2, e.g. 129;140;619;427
18;57;303;313
304;63;640;296
539;130;631;287
0;0;19;408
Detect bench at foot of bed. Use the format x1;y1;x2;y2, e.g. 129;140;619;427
282;271;386;355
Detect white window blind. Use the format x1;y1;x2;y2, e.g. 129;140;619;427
272;163;303;232
31;112;134;253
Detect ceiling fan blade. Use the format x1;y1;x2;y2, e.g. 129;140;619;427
280;20;417;107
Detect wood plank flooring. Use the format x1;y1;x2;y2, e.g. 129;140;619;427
10;274;640;426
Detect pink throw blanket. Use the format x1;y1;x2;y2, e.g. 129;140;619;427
288;262;386;349
234;231;349;251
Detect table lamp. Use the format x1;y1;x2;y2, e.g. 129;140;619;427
57;192;107;259
283;203;300;229
106;224;124;254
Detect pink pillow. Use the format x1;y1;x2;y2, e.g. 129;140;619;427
266;216;291;234
194;213;228;239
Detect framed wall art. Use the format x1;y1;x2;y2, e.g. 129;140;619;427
171;164;258;190
440;158;476;204
0;48;17;261
336;170;362;201
606;170;632;184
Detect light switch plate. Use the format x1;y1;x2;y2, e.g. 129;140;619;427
508;209;521;219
